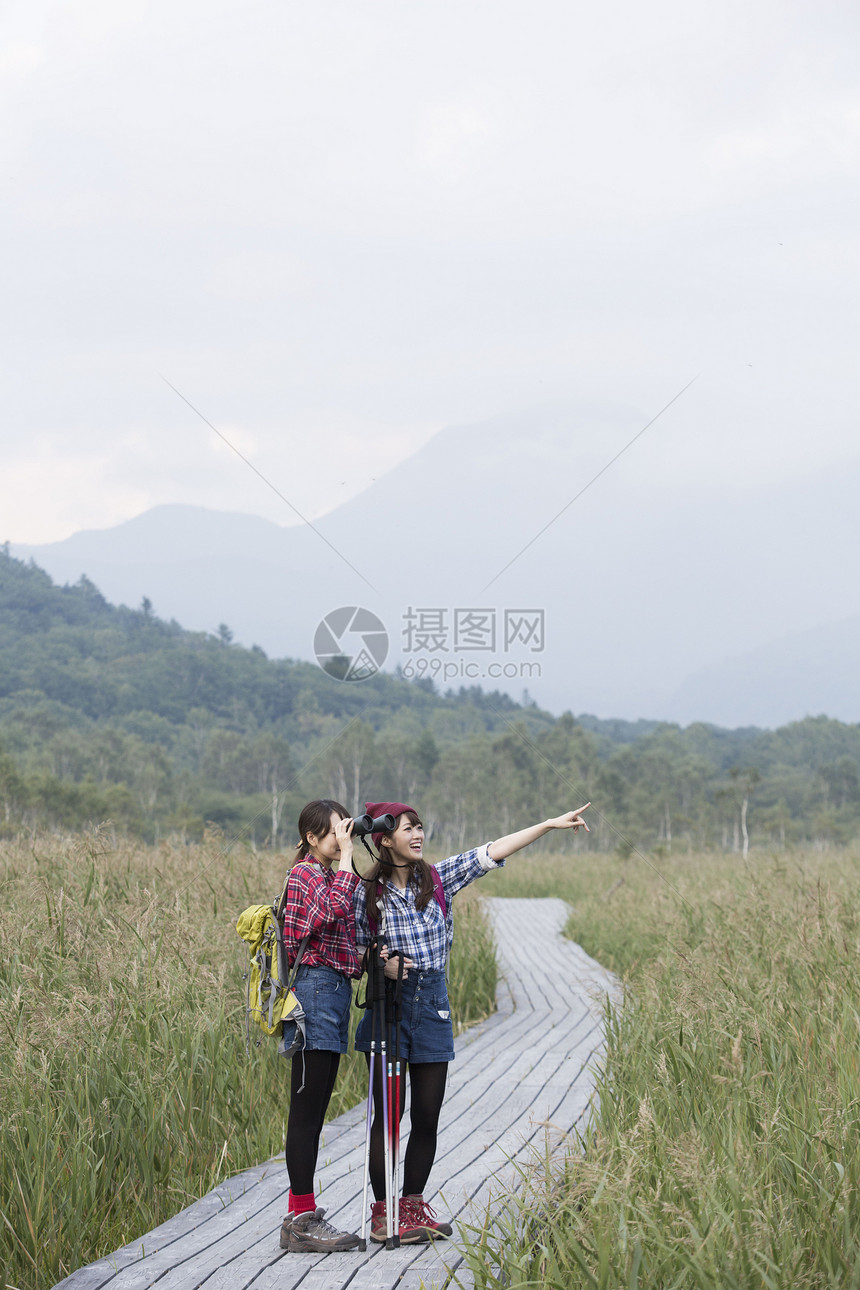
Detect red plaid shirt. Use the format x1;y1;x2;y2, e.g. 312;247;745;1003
281;859;361;979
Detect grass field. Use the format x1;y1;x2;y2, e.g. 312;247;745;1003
466;846;860;1289
6;831;859;1290
0;830;496;1290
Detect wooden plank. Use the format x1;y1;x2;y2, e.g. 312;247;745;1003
395;1251;473;1290
254;1250;377;1290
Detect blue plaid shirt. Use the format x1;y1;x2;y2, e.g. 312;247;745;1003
353;843;504;970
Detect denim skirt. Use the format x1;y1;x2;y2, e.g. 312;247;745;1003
354;968;455;1064
281;964;352;1055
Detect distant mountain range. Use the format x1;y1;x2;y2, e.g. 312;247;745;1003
666;615;860;728
14;403;860;728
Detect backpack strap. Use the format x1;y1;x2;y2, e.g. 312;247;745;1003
273;861;314;983
431;865;447;918
273;899;310;990
286;933;311;988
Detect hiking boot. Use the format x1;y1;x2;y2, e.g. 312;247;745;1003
370;1200;388;1243
395;1196;430;1244
286;1207;360;1252
399;1195;453;1240
279;1213;293;1250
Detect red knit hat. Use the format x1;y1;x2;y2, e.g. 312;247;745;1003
364;801;418;850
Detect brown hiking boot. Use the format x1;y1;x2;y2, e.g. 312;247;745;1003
285;1207;360;1252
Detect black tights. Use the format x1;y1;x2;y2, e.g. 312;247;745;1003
364;1056;448;1200
285;1050;340;1196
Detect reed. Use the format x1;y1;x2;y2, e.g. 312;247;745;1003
464;847;860;1288
0;829;496;1290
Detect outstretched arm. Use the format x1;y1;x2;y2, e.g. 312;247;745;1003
487;805;591;862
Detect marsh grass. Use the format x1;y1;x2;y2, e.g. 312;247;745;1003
0;829;496;1290
465;847;860;1289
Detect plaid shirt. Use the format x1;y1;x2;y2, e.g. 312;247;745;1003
353;843;504;971
281;860;362;979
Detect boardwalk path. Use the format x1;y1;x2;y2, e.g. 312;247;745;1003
55;898;617;1290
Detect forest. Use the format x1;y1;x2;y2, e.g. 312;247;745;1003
2;547;859;853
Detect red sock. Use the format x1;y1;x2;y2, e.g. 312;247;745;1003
288;1190;316;1215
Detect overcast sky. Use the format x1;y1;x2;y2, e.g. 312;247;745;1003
3;0;859;544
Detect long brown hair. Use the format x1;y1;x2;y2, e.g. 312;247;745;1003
361;809;435;911
293;798;350;865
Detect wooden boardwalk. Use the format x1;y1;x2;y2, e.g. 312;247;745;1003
55;898;617;1290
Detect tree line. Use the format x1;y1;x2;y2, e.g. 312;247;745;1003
1;550;859;852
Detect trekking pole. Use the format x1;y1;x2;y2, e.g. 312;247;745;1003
384;960;402;1248
381;1018;397;1244
394;953;404;1228
372;902;396;1249
358;1039;374;1252
358;933;383;1252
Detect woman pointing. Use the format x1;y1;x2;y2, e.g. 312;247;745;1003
353;799;591;1243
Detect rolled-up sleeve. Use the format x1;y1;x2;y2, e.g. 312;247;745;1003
435;843;505;904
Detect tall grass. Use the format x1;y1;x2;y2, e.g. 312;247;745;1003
465;848;860;1289
0;829;496;1290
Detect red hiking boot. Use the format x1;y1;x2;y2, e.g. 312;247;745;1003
396;1196;430;1244
399;1195;453;1241
370;1200;388;1243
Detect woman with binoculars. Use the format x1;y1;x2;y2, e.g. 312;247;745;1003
353;798;591;1244
277;798;364;1253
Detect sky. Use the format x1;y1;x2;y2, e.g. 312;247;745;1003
2;0;860;545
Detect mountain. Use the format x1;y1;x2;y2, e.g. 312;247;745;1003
665;615;860;728
14;403;860;724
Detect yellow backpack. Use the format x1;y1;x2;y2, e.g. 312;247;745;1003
235;902;310;1056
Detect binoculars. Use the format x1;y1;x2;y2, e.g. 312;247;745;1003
351;812;396;837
